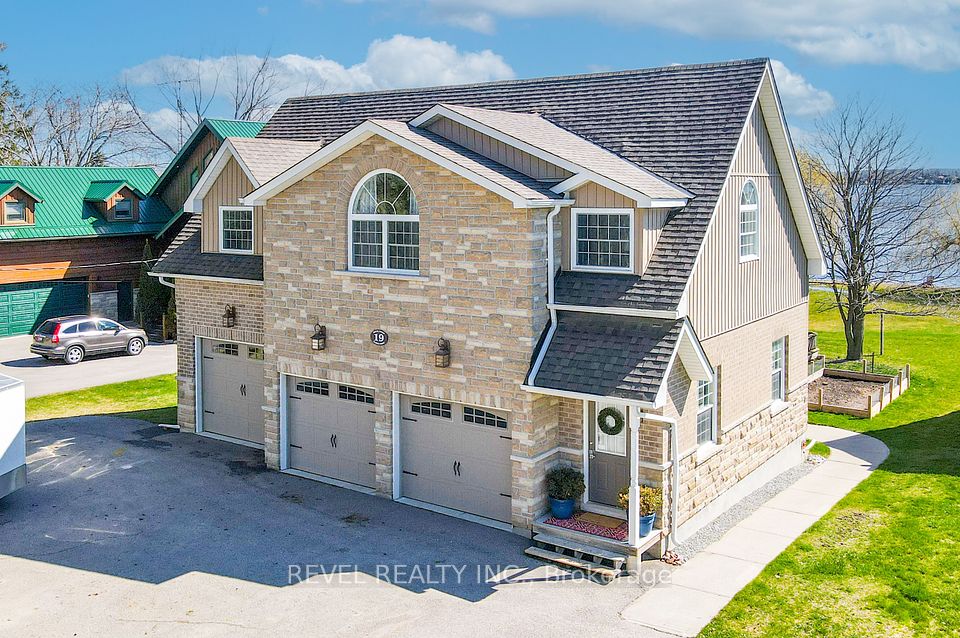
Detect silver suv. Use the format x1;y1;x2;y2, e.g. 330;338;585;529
30;316;148;365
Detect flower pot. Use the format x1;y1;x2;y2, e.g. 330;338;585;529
549;497;575;519
638;512;657;537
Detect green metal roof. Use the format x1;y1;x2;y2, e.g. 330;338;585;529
82;180;145;202
0;179;44;202
150;118;265;196
0;166;173;241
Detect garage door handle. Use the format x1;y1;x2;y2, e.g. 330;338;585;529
240;384;246;397
290;444;302;449
402;470;418;477
454;461;461;477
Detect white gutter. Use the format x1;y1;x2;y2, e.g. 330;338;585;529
157;276;175;289
526;204;562;386
634;410;679;551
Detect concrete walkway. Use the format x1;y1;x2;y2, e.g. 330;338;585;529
620;425;889;637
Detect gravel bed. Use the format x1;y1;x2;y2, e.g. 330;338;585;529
672;455;819;558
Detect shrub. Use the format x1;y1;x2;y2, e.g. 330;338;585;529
617;485;663;515
546;466;585;501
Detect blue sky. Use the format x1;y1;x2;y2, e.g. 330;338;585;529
4;0;959;166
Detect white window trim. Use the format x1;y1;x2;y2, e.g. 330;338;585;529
570;207;635;274
696;379;717;447
4;200;26;223
347;169;420;276
218;206;255;255
738;180;760;262
771;336;786;402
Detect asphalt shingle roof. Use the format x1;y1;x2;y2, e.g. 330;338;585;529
533;312;683;403
152;214;263;282
228;137;324;186
260;58;767;310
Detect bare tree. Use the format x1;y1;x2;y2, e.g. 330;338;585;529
0;42;29;164
802;100;960;360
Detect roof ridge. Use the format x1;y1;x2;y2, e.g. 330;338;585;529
283;58;769;103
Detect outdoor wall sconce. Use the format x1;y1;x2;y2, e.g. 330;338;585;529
311;324;327;351
222;305;236;328
434;337;451;368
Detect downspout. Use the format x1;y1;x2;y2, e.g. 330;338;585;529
527;205;562;385
634;410;679;551
157;276;175;289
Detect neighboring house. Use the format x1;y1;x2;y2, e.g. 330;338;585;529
152;59;824;566
0;166;175;336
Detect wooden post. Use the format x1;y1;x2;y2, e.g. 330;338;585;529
867;393;873;418
818;388;824;410
862;359;867;373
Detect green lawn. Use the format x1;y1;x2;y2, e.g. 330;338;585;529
702;292;960;637
26;374;178;425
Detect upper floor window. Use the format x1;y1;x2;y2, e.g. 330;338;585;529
739;181;759;261
4;201;26;223
220;206;254;254
348;170;419;274
202;150;214;171
190;167;200;189
572;209;633;273
114;198;133;220
771;337;786;402
696;379;716;446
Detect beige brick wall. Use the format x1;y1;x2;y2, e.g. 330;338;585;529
260;136;553;528
174;278;264;431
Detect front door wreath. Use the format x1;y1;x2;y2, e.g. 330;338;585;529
597;406;625;436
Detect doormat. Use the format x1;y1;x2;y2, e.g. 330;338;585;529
578;512;625;528
543;511;628;542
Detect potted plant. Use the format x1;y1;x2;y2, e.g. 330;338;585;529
618;485;663;537
545;466;585;519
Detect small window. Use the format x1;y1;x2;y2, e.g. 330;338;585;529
4;201;26;223
771;337;785;401
62;324;78;334
411;401;452;418
214;342;239;356
463;406;507;429
114;198;133;220
190;167;200;189
248;346;264;360
79;321;99;333
349;171;419;273
296;380;329;395
573;209;633;272
220;207;254;254
739;181;759;260
339;384;374;404
202;150;214;170
696;380;715;446
97;319;121;331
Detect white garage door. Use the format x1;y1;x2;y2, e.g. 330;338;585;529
400;396;513;523
199;339;265;445
286;378;377;489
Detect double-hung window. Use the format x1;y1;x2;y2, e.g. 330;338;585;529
349;170;419;274
739;181;759;260
771;337;786;402
696;379;716;446
4;201;26;223
572;208;634;272
220;206;254;254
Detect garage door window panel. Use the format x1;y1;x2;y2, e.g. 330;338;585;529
295;380;329;395
339;385;374;404
463;406;507;429
411;401;452;418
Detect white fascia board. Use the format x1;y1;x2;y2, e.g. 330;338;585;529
519;383;657;409
552;172;690;209
412;104;694;202
653;319;713;407
184;140;259;213
242;120;563;209
548;303;680;320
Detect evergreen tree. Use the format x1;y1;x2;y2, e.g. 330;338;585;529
135;241;169;327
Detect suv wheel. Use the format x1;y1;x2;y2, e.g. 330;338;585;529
126;338;145;356
64;345;85;365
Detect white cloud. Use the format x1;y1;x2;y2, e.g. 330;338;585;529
123;34;515;101
371;0;960;70
770;60;835;118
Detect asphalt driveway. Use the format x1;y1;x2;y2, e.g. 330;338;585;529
0;417;674;637
0;335;176;398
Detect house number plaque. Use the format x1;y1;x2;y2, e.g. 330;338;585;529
370;329;389;346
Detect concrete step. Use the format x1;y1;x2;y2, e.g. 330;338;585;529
524;546;621;583
532;532;627;569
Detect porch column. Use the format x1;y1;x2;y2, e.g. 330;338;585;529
627;410;641;547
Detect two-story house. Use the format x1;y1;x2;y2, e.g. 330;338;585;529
152;58;824;569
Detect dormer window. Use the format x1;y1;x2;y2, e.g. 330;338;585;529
4;200;26;223
114;198;133;220
571;208;634;273
348;170;419;274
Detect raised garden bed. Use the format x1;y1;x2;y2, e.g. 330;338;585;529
808;364;910;418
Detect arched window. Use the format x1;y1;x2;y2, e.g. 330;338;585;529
348;170;419;273
738;180;759;260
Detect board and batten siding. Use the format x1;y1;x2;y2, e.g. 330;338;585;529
200;156;264;254
687;107;808;340
159;130;220;214
425;116;573;182
559;182;662;276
